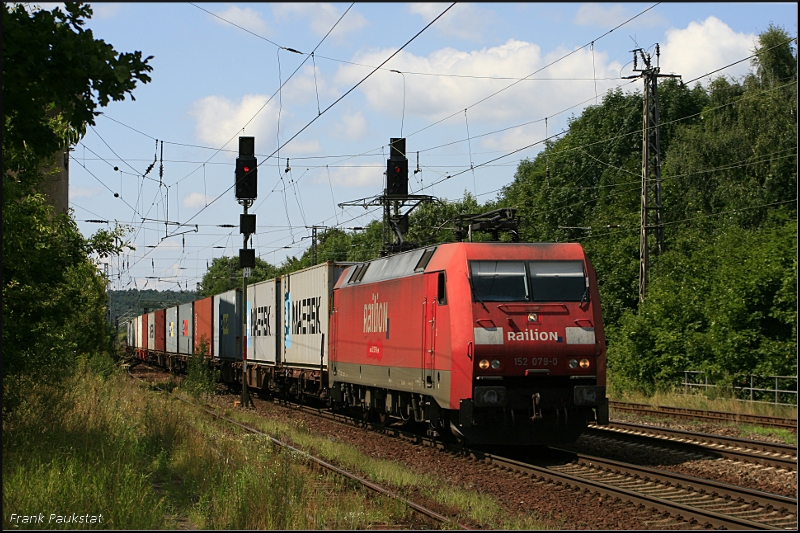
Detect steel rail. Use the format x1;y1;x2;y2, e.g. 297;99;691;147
481;449;797;530
127;364;467;530
129;362;795;529
278;400;797;530
610;401;798;430
198;407;469;530
587;421;798;471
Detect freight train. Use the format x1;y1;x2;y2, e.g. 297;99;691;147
128;242;609;445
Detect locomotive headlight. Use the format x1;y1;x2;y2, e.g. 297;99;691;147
479;359;490;370
491;359;501;370
568;358;579;369
579;358;591;369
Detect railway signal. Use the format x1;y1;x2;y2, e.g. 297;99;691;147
235;137;257;200
235;136;257;408
386;137;408;196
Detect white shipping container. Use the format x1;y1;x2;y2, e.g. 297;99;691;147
147;311;156;350
166;306;178;353
136;316;143;348
214;289;240;359
130;319;138;348
178;302;193;355
281;262;349;368
247;278;279;364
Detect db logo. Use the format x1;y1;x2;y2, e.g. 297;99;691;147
366;340;383;360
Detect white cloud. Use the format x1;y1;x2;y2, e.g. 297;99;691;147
318;164;383;188
213;5;270;36
182;192;211;209
273;3;367;39
91;3;122;19
334;39;623;127
70;185;102;198
409;3;498;42
334;111;368;140
188;66;327;156
281;138;322;155
659;17;757;81
479;124;544;154
574;3;666;28
189;94;278;150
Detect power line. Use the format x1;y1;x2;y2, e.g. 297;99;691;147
166;3;457;239
405;3;662;139
167;3;357;195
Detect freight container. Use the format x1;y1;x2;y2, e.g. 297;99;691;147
178;302;193;355
135;316;142;348
193;296;213;356
155;309;166;352
247;278;280;364
214;289;241;359
128;320;136;348
147;311;156;350
141;313;148;352
281;261;349;368
166;306;178;353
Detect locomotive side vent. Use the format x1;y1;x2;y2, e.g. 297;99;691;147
414;247;437;272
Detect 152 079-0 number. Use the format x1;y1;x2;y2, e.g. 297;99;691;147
514;357;558;366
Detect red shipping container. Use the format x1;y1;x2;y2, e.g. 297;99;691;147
141;313;149;359
155;309;166;352
193;296;213;356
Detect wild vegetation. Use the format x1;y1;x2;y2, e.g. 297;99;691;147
3;3;794;528
5;368;475;529
200;26;796;396
108;289;198;325
3;2;151;405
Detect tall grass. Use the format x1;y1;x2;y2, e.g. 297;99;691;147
3;360;437;529
223;407;554;530
3;367;170;529
609;385;797;419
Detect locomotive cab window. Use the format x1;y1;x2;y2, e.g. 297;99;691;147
529;260;587;302
437;271;447;305
469;261;529;302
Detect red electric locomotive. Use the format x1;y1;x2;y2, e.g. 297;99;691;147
329;241;608;445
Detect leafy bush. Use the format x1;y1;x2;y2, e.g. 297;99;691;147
183;337;218;397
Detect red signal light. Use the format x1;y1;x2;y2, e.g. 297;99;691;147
395;166;401;173
243;166;251;173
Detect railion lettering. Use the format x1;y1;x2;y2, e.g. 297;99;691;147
363;293;388;334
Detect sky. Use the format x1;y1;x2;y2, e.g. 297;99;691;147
47;2;797;292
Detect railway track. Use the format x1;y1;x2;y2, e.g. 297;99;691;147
130;363;797;529
610;401;798;430
280;399;798;530
128;363;467;530
587;421;798;471
517;450;797;530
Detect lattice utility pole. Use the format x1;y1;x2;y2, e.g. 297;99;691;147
624;45;680;302
310;225;327;264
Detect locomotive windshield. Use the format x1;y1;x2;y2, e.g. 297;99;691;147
529;260;586;302
470;260;587;302
470;261;529;301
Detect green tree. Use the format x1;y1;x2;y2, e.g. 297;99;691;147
751;24;797;86
3;3;152;388
198;257;278;297
3;3;153;172
405;192;483;246
611;220;796;391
